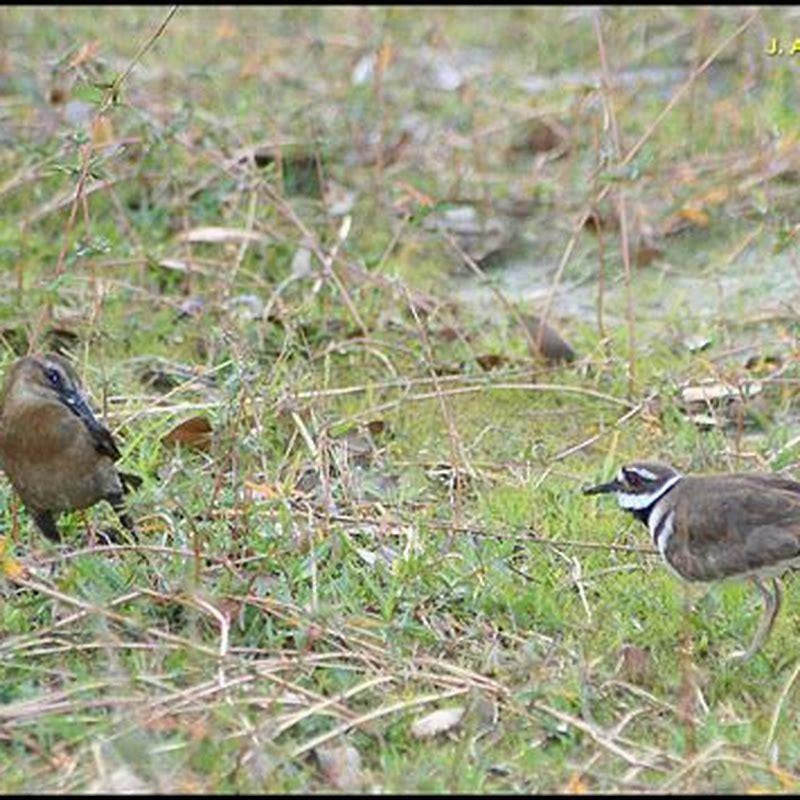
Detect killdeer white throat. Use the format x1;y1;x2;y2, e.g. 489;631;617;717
584;461;800;661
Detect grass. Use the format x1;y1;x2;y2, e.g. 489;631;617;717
2;5;800;793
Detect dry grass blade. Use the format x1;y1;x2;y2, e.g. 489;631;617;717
531;701;666;771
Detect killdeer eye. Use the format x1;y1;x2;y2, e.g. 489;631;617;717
624;469;644;488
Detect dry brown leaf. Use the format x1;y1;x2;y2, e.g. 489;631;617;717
634;241;664;267
366;419;386;437
176;227;270;245
475;353;508;371
616;644;652;685
701;187;729;206
376;41;393;74
91;115;114;148
68;40;100;69
188;718;209;742
508;118;568;156
677;207;710;227
161;416;213;451
583;209;619;234
522;314;576;364
564;773;589;794
410;706;465;738
244;481;281;500
315;744;364;791
1;537;26;580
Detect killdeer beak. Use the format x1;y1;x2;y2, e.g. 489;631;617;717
582;479;622;496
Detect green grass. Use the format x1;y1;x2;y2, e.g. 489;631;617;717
1;5;800;793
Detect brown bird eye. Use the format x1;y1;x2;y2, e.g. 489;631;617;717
45;367;62;388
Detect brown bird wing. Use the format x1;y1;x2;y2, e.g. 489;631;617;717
671;476;800;580
81;414;122;461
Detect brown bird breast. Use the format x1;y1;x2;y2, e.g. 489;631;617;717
0;357;123;514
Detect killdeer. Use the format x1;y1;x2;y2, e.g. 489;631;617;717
584;461;800;661
0;353;141;543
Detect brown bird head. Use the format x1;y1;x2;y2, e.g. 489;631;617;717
2;353;121;460
583;461;683;514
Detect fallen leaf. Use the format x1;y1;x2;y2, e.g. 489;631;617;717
521;314;576;364
410;706;466;738
90;115;114;148
188;718;209;742
161;416;213;451
475;353;508;371
616;644;652;685
315;744;364;791
176;227;270;245
634;241;664;267
0;537;26;580
49;85;67;104
244;481;281;500
508;118;568;156
376;41;393;74
68;40;100;69
366;419;386;437
333;430;375;468
564;773;589;794
662;206;711;236
434;325;461;343
583;209;619;234
677;207;710;227
681;381;761;406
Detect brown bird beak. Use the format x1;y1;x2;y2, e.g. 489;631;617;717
583;478;622;496
57;388;106;436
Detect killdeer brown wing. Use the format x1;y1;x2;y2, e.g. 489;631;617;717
668;475;800;582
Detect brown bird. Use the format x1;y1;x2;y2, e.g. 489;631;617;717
0;353;140;543
584;461;800;661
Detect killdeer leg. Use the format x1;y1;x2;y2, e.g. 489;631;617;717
729;577;782;662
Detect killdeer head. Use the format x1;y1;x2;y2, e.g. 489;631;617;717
584;461;800;661
583;461;682;518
